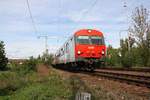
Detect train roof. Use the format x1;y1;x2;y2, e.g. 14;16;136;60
74;29;104;36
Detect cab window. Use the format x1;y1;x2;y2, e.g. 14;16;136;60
76;36;90;44
91;36;104;45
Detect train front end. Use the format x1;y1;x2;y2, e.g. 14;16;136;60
75;29;106;70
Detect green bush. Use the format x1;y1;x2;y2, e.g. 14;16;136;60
106;45;120;66
0;41;8;71
0;56;39;96
13;64;33;76
25;56;37;71
9;62;36;76
0;71;71;100
121;51;132;68
39;54;54;66
0;72;27;96
147;57;150;67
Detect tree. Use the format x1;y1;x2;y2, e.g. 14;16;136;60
120;39;133;68
0;41;8;70
106;45;120;66
26;56;37;71
38;53;54;65
129;5;150;66
129;6;150;45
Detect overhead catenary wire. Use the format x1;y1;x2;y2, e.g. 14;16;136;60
79;0;98;21
70;0;99;38
26;0;38;34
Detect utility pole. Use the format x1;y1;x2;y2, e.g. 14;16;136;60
128;32;131;51
37;35;59;61
119;30;128;40
123;0;130;52
119;30;128;57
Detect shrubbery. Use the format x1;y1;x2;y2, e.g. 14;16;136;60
25;56;37;71
9;57;38;76
0;71;27;96
121;51;132;68
0;54;54;97
0;56;38;96
37;53;54;66
0;41;8;71
106;45;120;66
0;68;72;100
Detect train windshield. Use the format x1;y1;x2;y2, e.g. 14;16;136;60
90;36;104;45
76;36;104;45
76;36;90;44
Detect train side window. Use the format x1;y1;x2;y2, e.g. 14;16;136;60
61;48;63;56
62;49;64;55
57;52;60;57
56;52;59;57
61;48;64;56
66;43;69;53
59;50;61;56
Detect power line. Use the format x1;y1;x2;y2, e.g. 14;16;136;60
26;0;38;34
70;0;99;35
79;0;98;21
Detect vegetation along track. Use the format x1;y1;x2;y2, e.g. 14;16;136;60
87;69;150;88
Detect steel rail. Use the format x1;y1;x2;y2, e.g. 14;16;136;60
91;71;150;88
96;70;150;81
98;68;150;73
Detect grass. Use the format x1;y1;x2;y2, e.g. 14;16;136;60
0;66;72;100
3;74;71;100
0;71;27;96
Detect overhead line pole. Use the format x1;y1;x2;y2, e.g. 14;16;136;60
119;30;128;40
37;35;60;55
122;0;131;52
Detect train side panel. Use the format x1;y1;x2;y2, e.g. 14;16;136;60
59;47;65;64
65;36;75;63
54;36;75;65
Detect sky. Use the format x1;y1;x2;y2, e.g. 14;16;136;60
0;0;150;59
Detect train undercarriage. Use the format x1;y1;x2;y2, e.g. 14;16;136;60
53;58;106;72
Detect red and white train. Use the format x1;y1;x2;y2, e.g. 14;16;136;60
54;29;106;71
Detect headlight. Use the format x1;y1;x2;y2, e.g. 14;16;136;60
77;51;81;54
102;50;105;55
88;30;92;33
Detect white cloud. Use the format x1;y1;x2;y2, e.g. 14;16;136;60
5;40;43;58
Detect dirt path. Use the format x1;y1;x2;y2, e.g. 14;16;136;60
37;64;50;77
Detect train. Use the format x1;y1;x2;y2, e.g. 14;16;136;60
53;29;106;71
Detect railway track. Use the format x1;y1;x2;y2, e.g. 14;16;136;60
89;69;150;88
54;65;150;88
99;67;150;73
